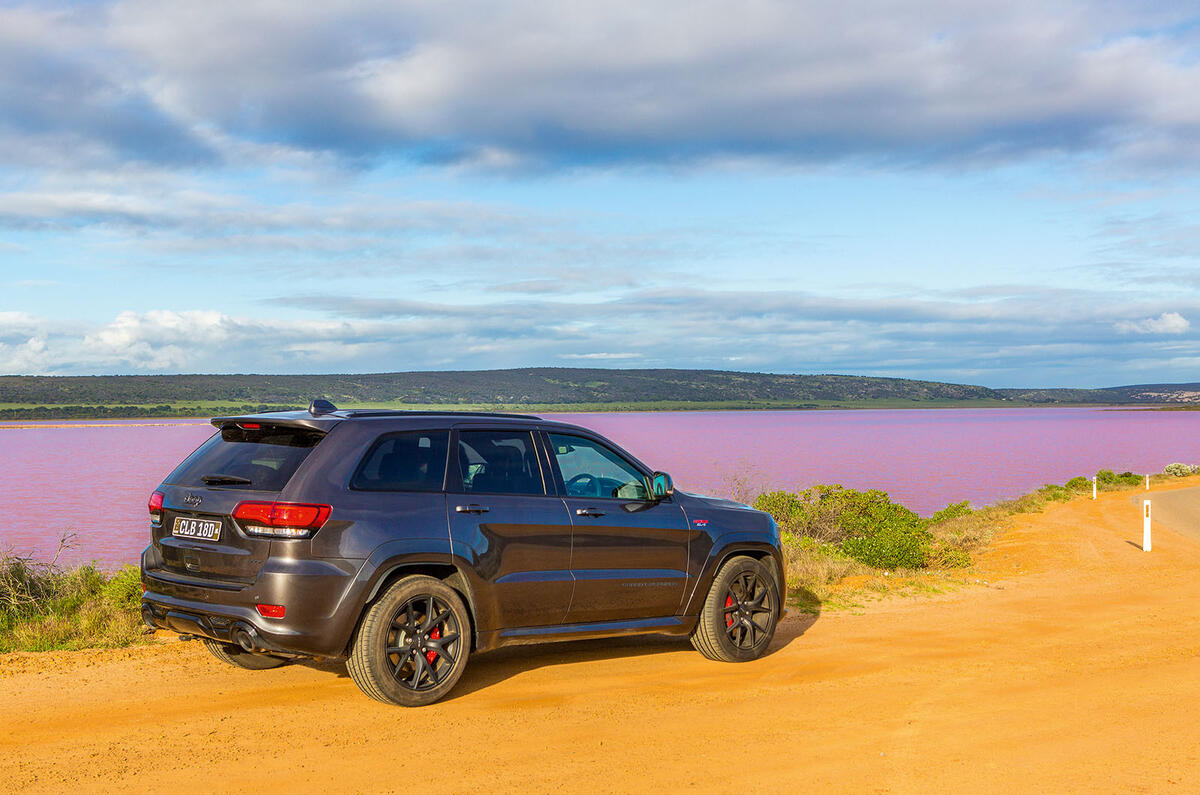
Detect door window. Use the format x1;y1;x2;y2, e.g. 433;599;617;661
549;433;650;500
457;430;545;495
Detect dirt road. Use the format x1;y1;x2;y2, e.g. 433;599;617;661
4;482;1200;793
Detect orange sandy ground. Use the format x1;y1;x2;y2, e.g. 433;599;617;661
3;480;1200;794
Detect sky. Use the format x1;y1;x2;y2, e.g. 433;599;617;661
2;1;1200;387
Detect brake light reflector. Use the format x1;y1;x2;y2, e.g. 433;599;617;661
232;501;331;538
240;422;261;430
256;603;286;619
148;490;165;527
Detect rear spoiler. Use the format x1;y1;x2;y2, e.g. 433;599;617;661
210;410;343;433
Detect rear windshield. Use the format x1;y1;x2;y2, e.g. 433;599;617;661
165;424;325;492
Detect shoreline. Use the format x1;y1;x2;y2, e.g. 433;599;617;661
0;401;1186;425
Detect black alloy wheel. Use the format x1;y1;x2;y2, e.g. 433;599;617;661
347;575;471;706
691;556;780;662
722;569;775;651
384;594;463;692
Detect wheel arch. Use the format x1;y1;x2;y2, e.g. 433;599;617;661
684;538;785;618
347;559;480;656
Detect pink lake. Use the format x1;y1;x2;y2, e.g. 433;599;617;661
1;408;1196;566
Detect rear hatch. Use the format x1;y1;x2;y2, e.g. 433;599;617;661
151;420;328;585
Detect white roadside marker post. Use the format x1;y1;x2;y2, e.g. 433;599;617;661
1092;476;1097;500
1146;473;1150;490
1143;500;1152;552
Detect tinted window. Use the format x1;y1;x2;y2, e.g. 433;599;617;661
351;430;449;492
165;424;324;492
457;430;544;495
549;433;649;500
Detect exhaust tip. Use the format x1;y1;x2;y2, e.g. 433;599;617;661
232;628;253;651
231;624;262;652
141;604;159;630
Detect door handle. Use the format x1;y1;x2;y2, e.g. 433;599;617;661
455;504;490;514
575;507;605;518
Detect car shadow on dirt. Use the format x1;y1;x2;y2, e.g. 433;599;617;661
293;587;821;701
444;587;821;701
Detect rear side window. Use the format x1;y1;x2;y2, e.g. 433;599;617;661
165;424;325;492
456;430;545;495
351;430;449;492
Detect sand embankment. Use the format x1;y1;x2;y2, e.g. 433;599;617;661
4;481;1200;793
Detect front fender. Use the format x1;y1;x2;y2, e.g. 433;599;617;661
681;533;785;618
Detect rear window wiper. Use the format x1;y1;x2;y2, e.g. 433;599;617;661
201;473;253;486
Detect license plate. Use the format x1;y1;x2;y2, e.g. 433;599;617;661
172;516;221;541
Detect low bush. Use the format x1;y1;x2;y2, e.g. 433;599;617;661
1164;462;1199;477
0;539;147;653
1038;484;1075;502
1113;471;1143;486
756;485;932;568
842;522;930;569
928;501;972;523
1065;476;1091;492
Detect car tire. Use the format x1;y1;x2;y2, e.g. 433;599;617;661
202;638;289;670
347;575;471;707
691;555;780;662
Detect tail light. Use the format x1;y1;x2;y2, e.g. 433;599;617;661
255;603;286;619
232;501;331;538
148;490;165;527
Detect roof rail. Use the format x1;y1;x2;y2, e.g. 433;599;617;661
339;409;539;420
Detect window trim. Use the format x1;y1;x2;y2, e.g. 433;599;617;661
542;430;654;503
347;429;452;493
449;428;549;497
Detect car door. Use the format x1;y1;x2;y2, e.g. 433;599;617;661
546;431;691;624
446;428;574;630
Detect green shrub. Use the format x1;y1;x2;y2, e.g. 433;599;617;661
928;501;972;524
100;565;143;609
842;522;930;569
1096;469;1116;485
0;544;148;653
752;491;808;536
757;485;934;570
1038;484;1074;502
1064;476;1091;492
1164;462;1198;477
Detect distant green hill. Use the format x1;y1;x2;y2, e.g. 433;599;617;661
0;369;1003;417
0;369;1196;420
998;383;1200;404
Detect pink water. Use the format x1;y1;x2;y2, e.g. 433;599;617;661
1;408;1196;566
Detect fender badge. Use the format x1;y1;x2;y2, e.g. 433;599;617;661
692;518;709;527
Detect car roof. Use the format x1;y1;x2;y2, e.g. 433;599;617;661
209;407;599;436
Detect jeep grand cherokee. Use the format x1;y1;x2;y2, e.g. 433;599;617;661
141;401;784;706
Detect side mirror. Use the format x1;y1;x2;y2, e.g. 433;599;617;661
650;471;674;499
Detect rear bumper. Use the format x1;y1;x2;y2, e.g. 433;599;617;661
140;545;365;658
141;600;295;655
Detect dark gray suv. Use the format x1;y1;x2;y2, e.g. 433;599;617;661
141;402;784;705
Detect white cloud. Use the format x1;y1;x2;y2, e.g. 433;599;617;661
1115;311;1191;335
2;291;1199;386
2;1;1200;170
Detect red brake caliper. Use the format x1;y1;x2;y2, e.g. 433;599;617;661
725;595;734;627
426;627;441;664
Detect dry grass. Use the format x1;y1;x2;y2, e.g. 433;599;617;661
772;469;1193;614
0;536;149;653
